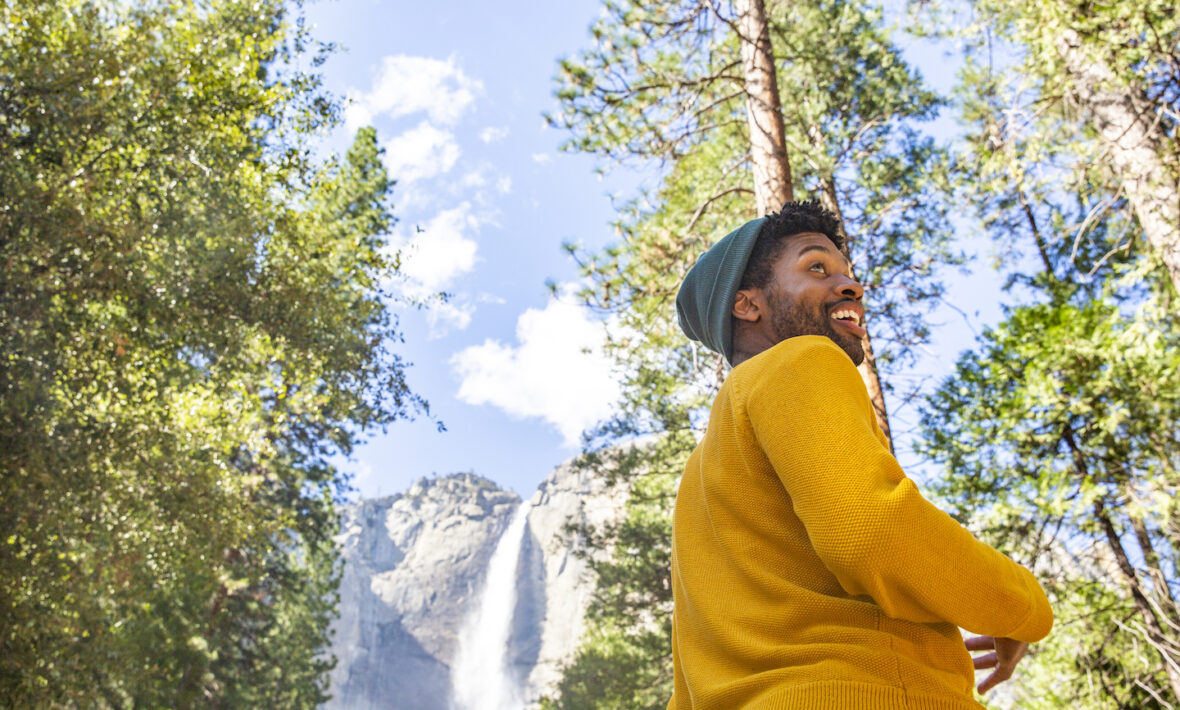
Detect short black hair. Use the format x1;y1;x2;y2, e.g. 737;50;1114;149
739;200;844;291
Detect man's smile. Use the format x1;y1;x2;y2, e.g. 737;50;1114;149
829;302;866;338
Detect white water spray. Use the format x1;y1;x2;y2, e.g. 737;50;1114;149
452;502;529;710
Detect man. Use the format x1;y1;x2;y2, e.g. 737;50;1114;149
669;201;1052;709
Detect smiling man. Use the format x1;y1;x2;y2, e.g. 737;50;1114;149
668;201;1053;709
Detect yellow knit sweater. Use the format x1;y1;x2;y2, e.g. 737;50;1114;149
668;336;1053;710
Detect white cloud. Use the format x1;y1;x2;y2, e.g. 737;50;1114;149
460;171;486;188
343;103;373;134
531;153;551;164
345;55;481;131
382;122;460;184
426;299;475;335
386;203;483;337
479;126;509;143
460;167;512;197
451;298;621;446
398;203;480;294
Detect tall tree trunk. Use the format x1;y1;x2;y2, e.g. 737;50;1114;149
1059;30;1180;294
821;179;894;450
734;0;792;214
731;0;893;449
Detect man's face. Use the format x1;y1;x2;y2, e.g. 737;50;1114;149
763;232;866;365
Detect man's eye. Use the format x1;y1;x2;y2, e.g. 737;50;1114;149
809;262;827;274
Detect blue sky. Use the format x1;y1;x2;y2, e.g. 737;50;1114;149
304;0;1008;499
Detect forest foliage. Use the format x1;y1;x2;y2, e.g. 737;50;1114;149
0;0;421;706
545;0;1180;708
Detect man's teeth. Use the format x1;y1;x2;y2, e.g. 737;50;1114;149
831;309;861;325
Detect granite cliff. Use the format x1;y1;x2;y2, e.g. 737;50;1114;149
325;457;627;709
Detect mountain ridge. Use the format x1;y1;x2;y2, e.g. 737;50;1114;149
325;458;627;709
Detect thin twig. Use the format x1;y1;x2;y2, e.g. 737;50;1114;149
1069;186;1123;267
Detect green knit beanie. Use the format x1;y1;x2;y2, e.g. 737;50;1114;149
675;216;767;366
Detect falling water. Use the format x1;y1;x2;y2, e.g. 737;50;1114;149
452;502;530;710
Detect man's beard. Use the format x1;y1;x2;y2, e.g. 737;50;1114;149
767;289;865;366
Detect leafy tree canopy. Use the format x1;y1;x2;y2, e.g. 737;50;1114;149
0;1;421;705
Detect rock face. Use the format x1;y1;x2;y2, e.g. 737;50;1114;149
327;474;521;710
517;458;628;701
325;459;627;710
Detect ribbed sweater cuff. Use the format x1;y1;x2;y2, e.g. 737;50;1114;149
749;681;984;710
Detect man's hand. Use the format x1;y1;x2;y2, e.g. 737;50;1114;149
965;635;1029;695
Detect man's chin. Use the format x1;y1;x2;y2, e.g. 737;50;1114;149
847;343;865;366
828;333;865;366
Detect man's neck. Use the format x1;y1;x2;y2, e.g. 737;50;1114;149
731;328;778;367
731;351;754;367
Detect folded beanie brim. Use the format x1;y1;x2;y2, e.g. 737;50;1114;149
675;217;767;366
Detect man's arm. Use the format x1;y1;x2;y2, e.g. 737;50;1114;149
740;336;1053;642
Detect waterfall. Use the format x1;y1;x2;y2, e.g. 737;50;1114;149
452;502;530;710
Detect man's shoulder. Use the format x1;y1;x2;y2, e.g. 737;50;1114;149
730;335;852;383
723;335;866;421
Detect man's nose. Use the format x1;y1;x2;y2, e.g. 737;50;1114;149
835;275;863;301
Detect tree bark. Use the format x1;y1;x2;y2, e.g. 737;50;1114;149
1095;502;1180;702
1062;423;1180;701
734;0;792;214
1018;188;1055;277
1059;30;1180;294
1130;514;1180;628
820;179;894;450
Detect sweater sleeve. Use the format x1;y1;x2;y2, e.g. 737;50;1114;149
740;336;1053;642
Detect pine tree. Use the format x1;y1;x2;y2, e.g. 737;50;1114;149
553;0;957;443
934;0;1179;291
919;246;1180;707
915;2;1180;698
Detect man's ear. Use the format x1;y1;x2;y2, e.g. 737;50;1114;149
732;289;762;323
